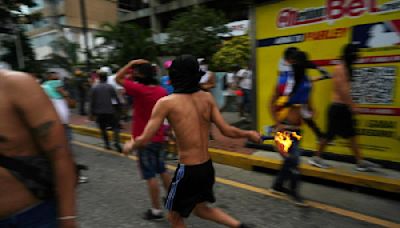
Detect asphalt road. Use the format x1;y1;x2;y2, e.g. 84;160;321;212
72;134;400;228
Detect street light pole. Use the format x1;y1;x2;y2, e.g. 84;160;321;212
15;28;25;70
79;0;90;73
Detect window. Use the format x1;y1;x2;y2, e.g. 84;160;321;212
31;33;56;48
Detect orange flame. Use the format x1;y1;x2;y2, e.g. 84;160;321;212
274;131;302;155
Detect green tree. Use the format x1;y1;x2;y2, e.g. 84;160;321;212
211;36;250;72
163;6;228;59
46;36;81;72
95;22;158;66
0;31;44;75
0;0;43;76
0;0;39;24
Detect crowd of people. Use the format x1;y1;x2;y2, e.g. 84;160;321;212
0;43;382;228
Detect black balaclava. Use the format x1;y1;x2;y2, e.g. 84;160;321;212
342;44;359;81
169;54;202;94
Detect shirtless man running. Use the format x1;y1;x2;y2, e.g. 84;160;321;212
309;44;379;171
0;70;77;227
124;55;260;228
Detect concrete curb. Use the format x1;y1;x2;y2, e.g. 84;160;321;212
70;124;400;193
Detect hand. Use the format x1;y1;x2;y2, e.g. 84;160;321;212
247;131;261;143
123;138;134;156
59;219;78;228
129;59;149;66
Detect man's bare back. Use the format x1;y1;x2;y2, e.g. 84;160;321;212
0;71;45;217
128;90;259;165
0;70;77;226
164;91;213;165
332;64;354;107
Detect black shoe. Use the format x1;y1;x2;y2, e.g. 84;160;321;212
114;144;122;153
270;186;290;196
239;223;253;228
142;209;163;220
104;145;111;150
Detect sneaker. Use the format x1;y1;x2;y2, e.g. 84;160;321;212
269;186;290;196
356;160;380;172
114;144;122;153
308;157;330;169
78;176;89;184
291;194;308;207
239;223;253;228
143;209;163;220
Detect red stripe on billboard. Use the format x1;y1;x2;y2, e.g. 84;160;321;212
313;55;400;66
354;107;400;116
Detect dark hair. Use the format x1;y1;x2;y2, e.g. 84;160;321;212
98;71;108;82
291;51;309;95
342;44;359;81
169;54;202;94
133;63;158;85
284;47;299;61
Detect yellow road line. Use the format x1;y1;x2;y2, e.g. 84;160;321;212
72;140;400;228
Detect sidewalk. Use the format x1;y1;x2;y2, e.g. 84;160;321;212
70;111;256;155
70;112;400;193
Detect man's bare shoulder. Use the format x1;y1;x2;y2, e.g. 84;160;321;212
1;70;38;89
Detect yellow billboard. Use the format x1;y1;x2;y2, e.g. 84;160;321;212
255;0;400;162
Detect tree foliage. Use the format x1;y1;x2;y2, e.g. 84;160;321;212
95;22;158;66
0;0;41;27
163;6;228;59
211;36;250;72
46;36;81;72
0;0;43;76
0;31;43;75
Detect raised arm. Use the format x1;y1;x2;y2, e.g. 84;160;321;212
8;73;77;227
210;94;260;142
116;59;149;86
125;98;169;152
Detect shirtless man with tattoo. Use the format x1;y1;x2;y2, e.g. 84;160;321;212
0;70;77;227
124;55;260;228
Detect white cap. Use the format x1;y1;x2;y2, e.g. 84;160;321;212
99;66;112;75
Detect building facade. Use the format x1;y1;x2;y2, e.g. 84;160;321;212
118;0;250;43
26;0;117;61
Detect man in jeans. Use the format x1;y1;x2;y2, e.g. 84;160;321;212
90;72;122;152
116;60;171;220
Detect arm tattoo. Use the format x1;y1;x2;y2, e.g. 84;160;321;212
32;121;55;140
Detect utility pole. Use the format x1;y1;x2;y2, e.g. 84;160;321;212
79;0;90;73
15;28;25;70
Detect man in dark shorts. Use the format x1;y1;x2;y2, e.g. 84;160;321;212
124;55;260;228
309;44;380;172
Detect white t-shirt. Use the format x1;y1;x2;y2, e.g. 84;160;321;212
199;71;211;84
226;72;235;84
236;69;252;90
107;75;124;90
